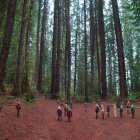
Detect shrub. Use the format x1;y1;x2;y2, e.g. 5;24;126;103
0;97;4;105
25;91;38;103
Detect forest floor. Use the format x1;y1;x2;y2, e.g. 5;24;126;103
0;94;140;140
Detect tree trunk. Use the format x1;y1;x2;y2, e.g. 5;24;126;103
0;0;17;91
21;0;33;95
55;0;61;93
35;0;42;87
74;29;77;94
51;0;58;94
95;0;101;97
84;0;88;102
111;0;128;98
98;0;107;99
37;0;47;91
90;0;95;95
14;0;28;95
65;0;71;104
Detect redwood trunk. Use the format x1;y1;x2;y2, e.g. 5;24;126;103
98;0;107;99
90;0;95;95
51;0;58;94
35;0;42;87
74;29;77;94
22;0;33;94
0;0;17;91
84;0;88;102
111;0;128;98
14;0;28;94
37;0;47;91
95;0;101;97
65;0;71;103
55;0;61;93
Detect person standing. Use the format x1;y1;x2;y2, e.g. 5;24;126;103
131;104;135;119
84;102;87;112
67;108;72;122
57;106;62;121
120;104;123;118
15;102;21;117
126;100;130;114
64;104;68;117
101;104;105;119
113;104;118;118
95;103;100;119
107;104;110;118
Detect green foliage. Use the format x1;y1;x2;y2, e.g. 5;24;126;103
75;96;85;103
0;97;4;105
112;95;120;103
128;92;140;102
25;91;38;103
6;95;16;99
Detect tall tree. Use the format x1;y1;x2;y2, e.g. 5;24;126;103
22;0;34;94
65;0;71;103
51;0;58;94
37;0;47;91
95;0;101;97
74;29;78;94
35;0;42;86
55;0;61;93
90;0;95;95
98;0;107;99
14;0;28;95
0;0;17;91
84;0;88;101
111;0;128;98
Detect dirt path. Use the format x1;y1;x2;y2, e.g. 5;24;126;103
0;96;140;140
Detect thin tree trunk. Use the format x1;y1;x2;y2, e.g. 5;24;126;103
51;0;58;94
35;0;42;87
111;0;128;98
22;0;33;95
14;0;28;95
65;0;71;104
90;0;95;95
37;0;47;91
95;0;101;97
84;0;88;102
64;0;67;97
0;0;17;91
74;29;77;94
55;0;61;93
98;0;107;99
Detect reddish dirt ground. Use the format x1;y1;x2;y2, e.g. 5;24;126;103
0;95;140;140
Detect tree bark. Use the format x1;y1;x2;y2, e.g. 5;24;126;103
84;0;88;102
95;0;101;97
0;0;17;91
65;0;71;104
51;0;58;94
37;0;47;91
90;0;95;95
74;29;77;94
55;0;61;93
111;0;128;98
14;0;28;95
98;0;107;99
22;0;33;94
35;0;42;87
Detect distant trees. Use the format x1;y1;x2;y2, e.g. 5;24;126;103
0;0;139;101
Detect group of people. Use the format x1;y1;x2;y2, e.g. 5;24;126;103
94;100;135;119
57;104;72;122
